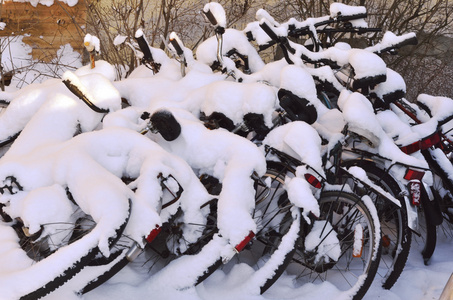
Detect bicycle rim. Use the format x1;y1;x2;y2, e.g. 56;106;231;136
222;167;300;294
290;191;381;300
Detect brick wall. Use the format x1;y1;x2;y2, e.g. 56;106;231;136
0;0;87;62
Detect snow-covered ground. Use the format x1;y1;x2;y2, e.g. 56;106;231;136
38;233;453;300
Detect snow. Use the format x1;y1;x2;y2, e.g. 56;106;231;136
196;28;266;73
348;49;387;82
1;4;453;300
366;31;417;54
9;0;78;7
330;3;367;19
304;220;341;262
203;2;227;28
84;34;100;54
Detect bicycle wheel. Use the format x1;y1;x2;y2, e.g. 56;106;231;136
341;161;411;289
0;194;130;300
419;148;453;258
81;174;194;294
416;185;438;265
431;172;453;240
290;191;381;300
165;163;301;294
80;176;221;294
220;163;301;294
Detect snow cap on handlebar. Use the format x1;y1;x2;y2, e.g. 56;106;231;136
202;2;227;28
330;3;367;21
256;9;280;26
84;34;100;53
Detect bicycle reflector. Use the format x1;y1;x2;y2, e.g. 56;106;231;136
403;168;425;181
400;131;441;154
407;181;421;206
234;231;255;253
404;169;424;206
353;224;364;258
145;224;162;243
304;173;322;189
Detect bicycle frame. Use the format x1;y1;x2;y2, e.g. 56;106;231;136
340;143;434;234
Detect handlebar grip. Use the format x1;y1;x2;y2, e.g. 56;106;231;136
170;37;184;57
259;19;280;42
335;12;368;22
202;9;218;26
398;35;418;47
62;77;109;114
135;35;154;63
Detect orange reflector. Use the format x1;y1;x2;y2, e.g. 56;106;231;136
353;225;364;258
382;235;391;248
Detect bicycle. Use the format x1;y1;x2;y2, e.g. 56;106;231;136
251;9;441;287
262;142;382;300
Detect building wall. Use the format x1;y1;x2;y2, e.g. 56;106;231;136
0;0;87;61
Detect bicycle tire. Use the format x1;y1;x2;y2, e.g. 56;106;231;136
291;190;381;300
430;173;453;241
77;247;130;295
341;160;411;289
417;185;437;265
180;162;301;294
418;147;453;264
79;205;214;295
0;197;130;300
228;162;301;294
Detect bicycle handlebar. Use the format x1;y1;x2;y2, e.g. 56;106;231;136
135;34;154;64
134;30;161;73
202;9;218;27
258;19;281;44
367;32;418;55
259;19;295;65
62;73;109;114
169;35;184;57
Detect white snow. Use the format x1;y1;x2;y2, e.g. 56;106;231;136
1;3;453;300
84;34;100;53
330;3;367;19
203;2;227;28
196;29;265;73
10;0;79;7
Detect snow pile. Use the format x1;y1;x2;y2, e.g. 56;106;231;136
10;0;78;7
0;3;453;300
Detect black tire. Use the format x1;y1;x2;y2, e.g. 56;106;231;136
0;198;130;300
80;175;220;294
421;145;453;262
138;202;219;285
417;185;437;265
290;191;381;300
341;161;411;289
78;245;131;294
179;162;301;294
430;173;453;241
81;174;206;294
